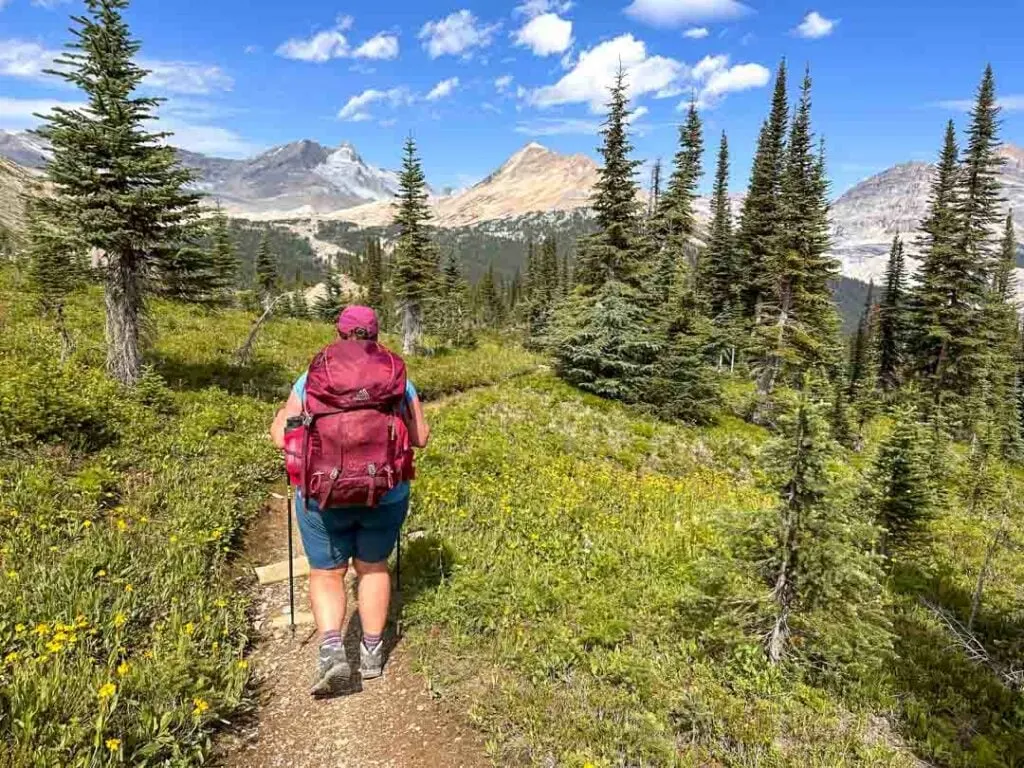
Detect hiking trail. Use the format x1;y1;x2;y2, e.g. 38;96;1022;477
217;493;487;768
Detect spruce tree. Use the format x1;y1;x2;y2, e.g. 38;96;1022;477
705;131;736;318
553;68;656;402
209;208;240;302
392;136;436;354
877;235;908;392
736;59;789;321
870;406;934;557
751;70;839;418
364;237;386;313
985;212;1021;456
761;387;890;680
435;252;475;348
574;66;643;291
153;240;216;304
479;262;506;328
33;0;202;385
255;231;277;307
847;281;877;406
313;270;343;323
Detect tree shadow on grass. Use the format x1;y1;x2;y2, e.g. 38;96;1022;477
888;560;1024;765
149;352;292;403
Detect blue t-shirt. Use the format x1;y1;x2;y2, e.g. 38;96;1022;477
292;373;415;504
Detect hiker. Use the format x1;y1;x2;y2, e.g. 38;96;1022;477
270;305;429;695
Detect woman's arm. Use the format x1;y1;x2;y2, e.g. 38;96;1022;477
404;394;430;449
270;390;303;449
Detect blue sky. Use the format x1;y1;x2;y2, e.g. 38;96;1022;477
1;0;1022;195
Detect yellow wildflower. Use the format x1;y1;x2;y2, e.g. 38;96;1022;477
96;570;106;578
105;738;120;752
124;584;133;593
82;520;92;528
6;570;18;580
214;598;227;608
140;516;149;524
192;697;209;716
211;528;223;539
143;650;154;659
76;615;88;628
53;631;68;643
46;640;63;653
97;682;117;700
113;613;127;628
184;622;194;635
4;651;19;664
169;535;178;544
236;659;249;670
33;623;49;636
117;661;129;676
67;633;78;644
212;641;219;652
15;624;25;634
116;519;127;532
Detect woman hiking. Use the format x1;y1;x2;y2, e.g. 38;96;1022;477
270;305;430;696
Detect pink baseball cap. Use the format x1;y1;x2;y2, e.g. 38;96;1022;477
337;305;379;339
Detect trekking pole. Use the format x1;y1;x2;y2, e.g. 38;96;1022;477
286;484;296;635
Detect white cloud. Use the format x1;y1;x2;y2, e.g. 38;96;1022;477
495;74;514;92
0;40;59;81
160;120;261;158
514;13;573;56
515;117;599;135
683;26;710;39
794;11;838;39
686;54;769;108
0;96;84;131
515;0;573;16
141;60;234;95
529;34;683;112
937;95;1024;112
276;29;350;62
353;33;400;60
338;87;411;121
30;0;71;7
482;101;502;113
624;0;751;27
336;15;355;32
426;77;459;101
419;10;499;59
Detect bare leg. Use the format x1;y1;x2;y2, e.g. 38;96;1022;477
309;566;348;634
353;559;390;635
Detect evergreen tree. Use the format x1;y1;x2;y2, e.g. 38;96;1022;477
153;240;216;304
847;281;877;405
704;131;736;318
553;68;656;402
364;237;386;314
33;0;202;385
870;406;934;557
985;212;1021;456
209;208;240;302
313;269;343;323
255;231;278;304
647;158;662;219
291;289;309;318
761;388;890;680
392;135;436;354
877;235;908;392
435;252;475;348
643;266;721;423
574;66;643;291
479;262;506;327
736;59;789;321
751;70;839;418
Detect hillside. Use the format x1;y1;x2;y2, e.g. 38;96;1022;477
0;157;36;233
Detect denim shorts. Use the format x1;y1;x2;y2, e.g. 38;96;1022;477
294;489;409;570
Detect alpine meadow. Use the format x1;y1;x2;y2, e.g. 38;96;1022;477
3;0;1024;766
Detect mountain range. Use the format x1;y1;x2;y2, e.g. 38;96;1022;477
2;129;1022;289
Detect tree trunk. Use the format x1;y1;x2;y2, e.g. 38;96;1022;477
236;294;286;365
105;252;143;386
55;302;74;363
402;300;421;356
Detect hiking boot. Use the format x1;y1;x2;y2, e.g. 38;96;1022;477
359;641;385;680
310;645;349;697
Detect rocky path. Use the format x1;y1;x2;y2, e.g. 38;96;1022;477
217;494;487;768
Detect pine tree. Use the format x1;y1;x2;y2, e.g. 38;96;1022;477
877;235;908;392
705;131;736;319
25;195;85;359
761;387;890;680
209;208;240;302
392;136;436;354
255;231;277;305
553;67;656;401
33;0;202;385
870;406;934;557
644;266;721;424
575;66;643;292
751;70;839;419
479;262;506;327
736;59;789;321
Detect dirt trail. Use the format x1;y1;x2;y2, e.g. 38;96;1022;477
217;495;487;768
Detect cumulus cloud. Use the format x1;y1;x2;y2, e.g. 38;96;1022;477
794;11;838;39
419;10;499;59
495;74;514;92
529;34;683;111
514;12;573;56
515;0;573;15
624;0;751;27
353;33;400;60
141;60;234;95
0;96;84;131
688;54;770;107
0;40;59;81
426;77;459;101
338;87;411;121
159;120;261;158
683;26;710;39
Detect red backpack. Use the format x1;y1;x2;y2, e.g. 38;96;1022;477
291;339;414;509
